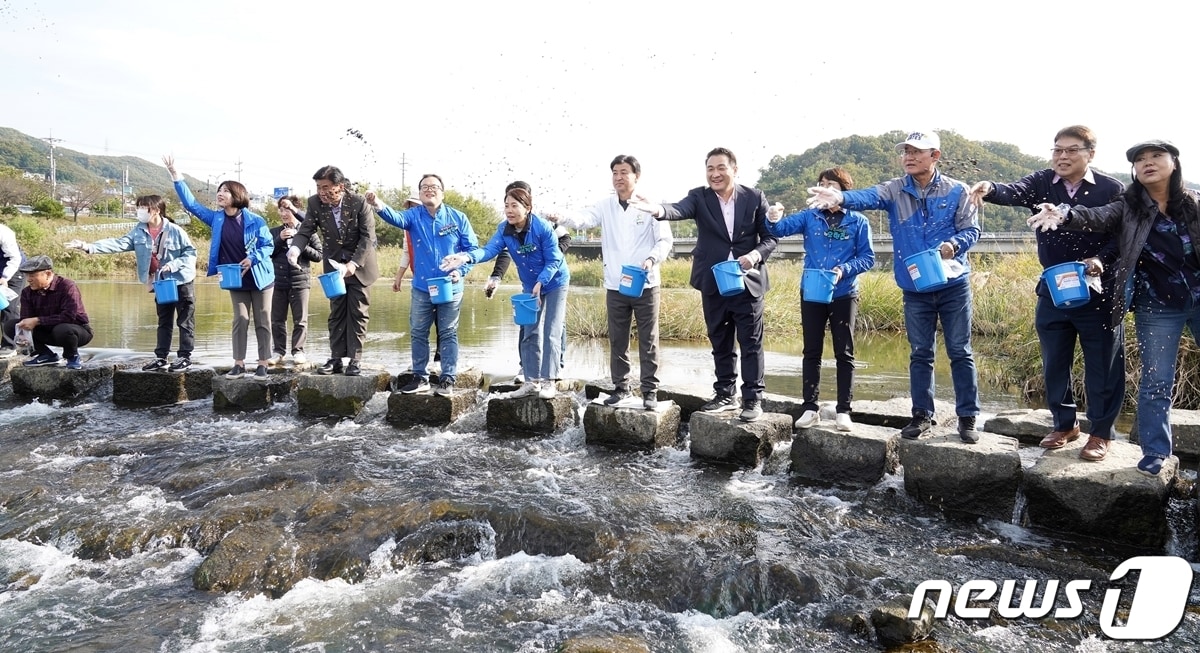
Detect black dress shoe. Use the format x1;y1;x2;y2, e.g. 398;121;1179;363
344;360;361;376
318;358;343;375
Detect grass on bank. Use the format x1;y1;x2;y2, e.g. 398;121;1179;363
15;214;1200;409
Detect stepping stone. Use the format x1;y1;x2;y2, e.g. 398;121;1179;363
583;395;681;451
10;361;112;401
389;368;483;393
791;422;900;486
112;367;215;406
689;411;791;468
486;393;574;437
387;389;479;428
898;432;1022;521
294;369;389;417
985;409;1094;448
1022;438;1178;548
213;371;299;411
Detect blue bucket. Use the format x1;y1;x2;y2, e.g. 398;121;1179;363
511;293;539;326
153;278;179;304
712;260;745;296
427;276;454;305
619;264;647;298
318;270;347;298
904;249;948;291
0;293;9;312
1043;261;1091;308
802;269;838;304
217;263;243;290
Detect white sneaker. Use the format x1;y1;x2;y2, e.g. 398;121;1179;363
835;412;853;432
268;354;285;366
795;410;819;429
509;381;540;398
292;352;307;366
538;383;557;399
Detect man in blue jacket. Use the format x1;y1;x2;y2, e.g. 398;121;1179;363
809;131;982;443
969;125;1124;461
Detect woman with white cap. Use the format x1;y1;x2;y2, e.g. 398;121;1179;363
1028;139;1200;476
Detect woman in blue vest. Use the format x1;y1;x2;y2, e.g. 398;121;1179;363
164;155;274;380
441;186;569;399
66;194;198;372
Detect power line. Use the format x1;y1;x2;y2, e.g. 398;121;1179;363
42;131;64;198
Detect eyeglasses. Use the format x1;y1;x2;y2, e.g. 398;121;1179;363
419;184;442;192
1051;147;1091;157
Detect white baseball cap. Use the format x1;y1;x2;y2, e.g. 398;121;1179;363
895;130;941;153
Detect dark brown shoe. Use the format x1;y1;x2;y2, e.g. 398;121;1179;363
1040;424;1080;449
1079;436;1109;461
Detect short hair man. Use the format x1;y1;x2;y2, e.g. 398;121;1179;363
969;125;1125;461
368;174;479;396
551;155;675;410
16;255;93;370
809;130;982;442
288;165;380;377
635;147;777;422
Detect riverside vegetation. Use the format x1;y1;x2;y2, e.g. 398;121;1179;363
18;214;1200;410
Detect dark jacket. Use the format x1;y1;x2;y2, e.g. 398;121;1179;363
270;221;322;289
292;192;380;286
1063;188;1200;327
658;184;777;298
20;275;89;327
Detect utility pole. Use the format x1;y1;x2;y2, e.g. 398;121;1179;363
235;157;243;182
42;130;64;199
399;153;409;192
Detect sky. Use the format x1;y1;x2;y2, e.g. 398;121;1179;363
1;0;1194;211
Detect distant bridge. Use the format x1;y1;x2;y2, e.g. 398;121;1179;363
568;232;1038;260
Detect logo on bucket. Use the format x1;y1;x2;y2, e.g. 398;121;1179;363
907;263;921;281
620;273;633;288
1054;272;1081;290
910;555;1193;640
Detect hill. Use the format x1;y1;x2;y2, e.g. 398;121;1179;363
755;130;1135;233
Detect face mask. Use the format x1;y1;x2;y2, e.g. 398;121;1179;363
136;208;151;223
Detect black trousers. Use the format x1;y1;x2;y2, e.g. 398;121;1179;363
328;277;370;361
800;294;858;413
155;281;195;359
32;323;93;358
701;289;765;401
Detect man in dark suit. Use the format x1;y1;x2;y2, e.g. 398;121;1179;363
287;165;379;376
634;147;777;421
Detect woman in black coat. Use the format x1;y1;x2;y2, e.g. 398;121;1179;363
270;195;322;366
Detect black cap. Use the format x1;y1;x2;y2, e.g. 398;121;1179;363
1126;139;1180;163
18;255;53;273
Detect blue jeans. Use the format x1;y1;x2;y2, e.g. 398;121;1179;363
410;289;461;382
903;281;980;417
519;285;567;381
1133;302;1200;459
1035;293;1125;438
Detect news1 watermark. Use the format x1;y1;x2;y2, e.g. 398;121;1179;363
910;556;1196;640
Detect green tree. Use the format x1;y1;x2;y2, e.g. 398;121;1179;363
31;196;64;218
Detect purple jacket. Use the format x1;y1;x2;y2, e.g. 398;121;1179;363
20;275;89;327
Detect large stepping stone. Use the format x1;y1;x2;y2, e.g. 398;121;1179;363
848;397;956;430
213;371;299;411
689;411;792;468
295;369;389;417
112;367;215;406
898;432;1022;521
1022;439;1178;548
389;367;483;393
387;389;479;428
985;409;1094;448
486;394;574;437
10;362;113;401
791;422;901;486
582;396;681;451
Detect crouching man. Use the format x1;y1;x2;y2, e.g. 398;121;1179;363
17;255;93;369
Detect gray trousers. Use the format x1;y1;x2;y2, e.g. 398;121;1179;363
230;287;274;362
271;285;310;355
606;286;661;393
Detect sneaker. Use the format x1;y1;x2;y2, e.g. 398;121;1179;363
900;414;933;440
344;360;361;376
0;347;16;359
795;410;819;429
434;378;454;396
509;381;540;398
643;391;658;411
292;352;307;366
603;388;631;406
835;412;853;432
318;358;343;375
538;383;557;399
958;416;980;444
1136;455;1164;477
168;357;192;372
698;394;738;413
65;354;82;370
739;399;763;422
23;352;61;367
254;364;269;379
268;353;285;366
400;377;430;394
225;364;246;380
512;374;525;384
142;358;169;372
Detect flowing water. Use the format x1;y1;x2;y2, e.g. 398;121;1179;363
1;280;1197;652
